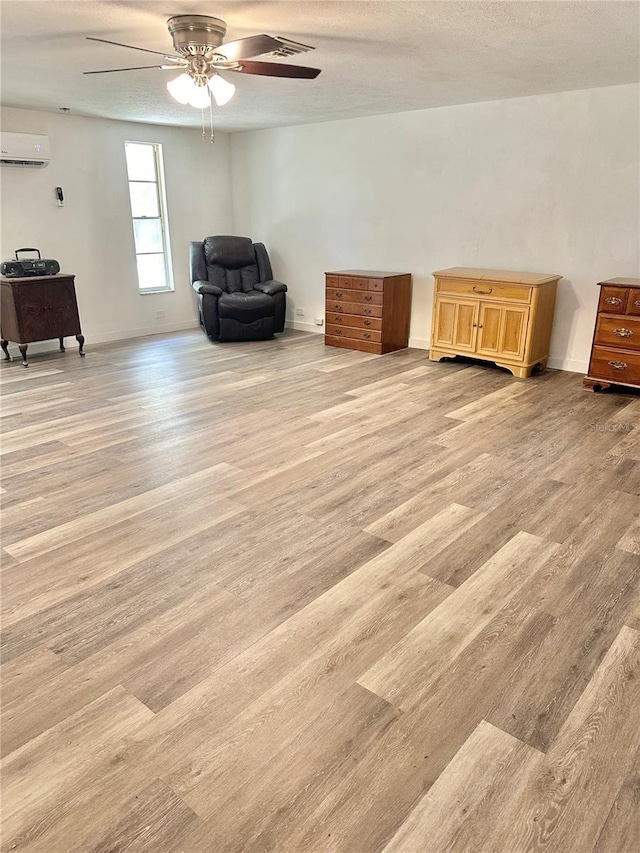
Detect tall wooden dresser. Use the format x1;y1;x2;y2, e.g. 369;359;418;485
325;269;412;354
429;267;561;378
583;277;640;391
1;274;85;367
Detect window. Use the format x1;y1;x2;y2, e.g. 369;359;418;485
124;142;174;293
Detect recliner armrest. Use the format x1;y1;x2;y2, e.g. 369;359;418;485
254;280;287;296
193;280;223;297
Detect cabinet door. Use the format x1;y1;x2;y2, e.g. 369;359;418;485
476;303;528;361
433;298;478;351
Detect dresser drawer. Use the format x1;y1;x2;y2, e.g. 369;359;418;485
325;323;382;343
627;292;640;316
325;298;383;318
328;275;369;291
598;286;628;314
594;315;640;348
326;313;382;331
368;279;385;292
589;346;640;384
437;279;532;303
326;287;383;305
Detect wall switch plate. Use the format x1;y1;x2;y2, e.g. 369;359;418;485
155;311;165;319
295;307;305;316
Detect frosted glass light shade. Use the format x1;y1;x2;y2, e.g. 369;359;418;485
167;73;211;108
167;73;193;105
208;74;236;106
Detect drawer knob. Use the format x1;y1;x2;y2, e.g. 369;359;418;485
605;296;623;305
365;295;373;301
334;304;342;310
336;291;343;298
608;360;627;370
336;316;342;322
363;332;371;339
635;300;640;308
364;319;371;326
335;329;342;335
364;308;372;314
473;286;493;295
614;328;633;337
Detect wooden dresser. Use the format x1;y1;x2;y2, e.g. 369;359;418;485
325;269;412;354
583;277;640;391
429;267;561;378
1;274;85;367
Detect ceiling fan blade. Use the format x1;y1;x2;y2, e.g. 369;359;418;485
83;65;168;75
86;37;180;61
213;34;283;61
228;60;321;79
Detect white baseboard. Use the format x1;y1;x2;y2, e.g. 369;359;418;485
6;319;200;357
547;356;588;374
285;320;324;334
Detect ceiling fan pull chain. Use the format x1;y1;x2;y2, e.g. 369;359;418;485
209;99;215;144
201;106;206;142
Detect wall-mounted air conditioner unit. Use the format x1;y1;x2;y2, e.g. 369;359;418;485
0;132;51;167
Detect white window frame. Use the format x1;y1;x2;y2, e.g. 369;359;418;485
124;141;174;294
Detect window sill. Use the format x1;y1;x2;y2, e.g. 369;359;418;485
139;288;174;295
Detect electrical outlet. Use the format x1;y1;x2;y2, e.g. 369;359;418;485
155;311;165;319
314;317;324;326
295;307;305;316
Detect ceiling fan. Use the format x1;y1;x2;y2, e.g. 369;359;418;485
84;15;321;108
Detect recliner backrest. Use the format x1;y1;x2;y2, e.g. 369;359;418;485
203;236;259;293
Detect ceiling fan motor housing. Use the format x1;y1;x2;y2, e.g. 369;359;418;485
167;15;227;56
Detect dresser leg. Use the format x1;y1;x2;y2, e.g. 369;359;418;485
59;337;65;351
1;340;11;362
76;334;85;357
18;344;29;367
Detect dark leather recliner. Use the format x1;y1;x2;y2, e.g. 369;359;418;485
190;236;287;342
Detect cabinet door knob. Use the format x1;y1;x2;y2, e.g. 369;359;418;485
605;296;623;305
477;324;483;329
608;360;627;370
473;286;493;295
472;323;477;327
615;328;633;337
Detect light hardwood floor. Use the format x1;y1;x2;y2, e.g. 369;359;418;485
1;329;639;853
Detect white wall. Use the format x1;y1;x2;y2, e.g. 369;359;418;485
1;107;234;348
230;84;640;372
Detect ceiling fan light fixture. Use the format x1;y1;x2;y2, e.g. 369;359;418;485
208;73;236;106
167;72;212;108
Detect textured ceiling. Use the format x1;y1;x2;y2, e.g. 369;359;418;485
1;1;639;132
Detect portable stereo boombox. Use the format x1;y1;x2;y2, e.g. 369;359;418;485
1;248;60;278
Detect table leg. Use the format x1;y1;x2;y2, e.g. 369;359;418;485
76;334;85;357
1;340;12;362
59;337;65;351
18;343;29;367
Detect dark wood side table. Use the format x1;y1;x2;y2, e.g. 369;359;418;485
325;269;412;354
583;277;640;391
0;274;85;367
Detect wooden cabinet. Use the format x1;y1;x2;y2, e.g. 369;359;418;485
325;270;412;355
584;277;640;391
430;267;561;379
1;274;85;367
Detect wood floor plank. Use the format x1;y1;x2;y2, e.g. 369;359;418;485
381;720;544;853
486;625;640;853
